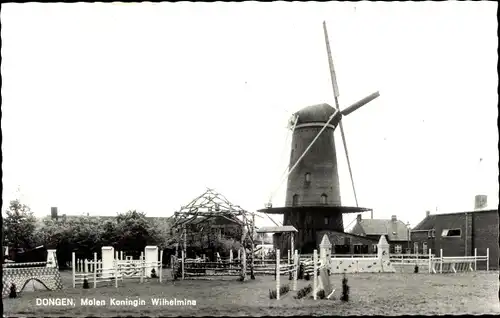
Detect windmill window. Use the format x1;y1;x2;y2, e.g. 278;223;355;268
422;242;428;254
305;173;311;183
292;194;299;206
320;194;328;205
324;217;329;225
442;228;461;237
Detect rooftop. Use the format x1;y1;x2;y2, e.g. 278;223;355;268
294;103;340;126
350;218;409;241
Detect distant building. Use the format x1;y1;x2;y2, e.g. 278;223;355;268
410;209;498;270
349;214;410;254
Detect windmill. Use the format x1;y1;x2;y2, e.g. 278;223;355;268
258;21;380;253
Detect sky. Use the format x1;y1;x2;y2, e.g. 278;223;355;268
1;2;498;229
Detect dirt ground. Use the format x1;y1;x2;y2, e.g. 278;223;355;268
3;269;499;316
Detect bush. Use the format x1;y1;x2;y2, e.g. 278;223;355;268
83;277;90;289
414;265;419;273
316;289;326;299
9;283;17;298
294;284;312;299
269;284;290;299
151;269;157;278
341;274;349;302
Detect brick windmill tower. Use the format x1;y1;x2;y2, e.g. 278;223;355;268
258;22;380;253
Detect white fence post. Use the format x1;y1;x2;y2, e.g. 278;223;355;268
72;252;76;288
428;249;431;274
313;249;318;300
486;248;489;271
93;252;97;288
276;249;280;300
440;249;443;274
474;248;477;271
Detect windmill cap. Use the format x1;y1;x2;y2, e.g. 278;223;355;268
294;103;338;126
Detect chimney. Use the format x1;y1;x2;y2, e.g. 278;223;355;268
357;214;362;222
391;215;397;222
51;207;58;221
474;194;487;210
426;210;430;217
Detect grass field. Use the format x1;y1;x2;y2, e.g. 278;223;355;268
3;269;499;316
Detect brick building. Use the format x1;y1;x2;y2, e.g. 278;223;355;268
410;209;498;270
349;214;410;254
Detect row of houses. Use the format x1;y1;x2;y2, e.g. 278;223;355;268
346;208;498;269
42;206;498;269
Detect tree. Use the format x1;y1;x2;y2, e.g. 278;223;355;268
114;210;163;255
3;200;37;249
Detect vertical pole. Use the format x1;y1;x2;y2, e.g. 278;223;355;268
183;226;187;260
288;249;291;280
120;251;123;261
251;214;255;280
238;249;241;262
72;252;76;288
114;260;118;288
93;252;97;289
159;250;163;283
181;250;185;280
428;249;431;274
440;249;443;274
486;248;489;271
474;248;477;271
140;252;144;283
276;249;280;300
262;234;264;264
313;249;318;300
293;250;298;291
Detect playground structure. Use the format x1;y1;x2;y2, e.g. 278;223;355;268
171;188;259;281
72;246;163;288
2;249;63;298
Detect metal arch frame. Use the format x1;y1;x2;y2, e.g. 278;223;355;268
171;188;260;251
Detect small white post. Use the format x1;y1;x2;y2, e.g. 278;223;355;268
440;249;443;274
486;248;489;271
120;251;123;261
84;259;88;273
72;252;76;288
229;249;233;264
428;249;432;274
238;249;241;262
474;248;477;271
93;253;97;288
313;249;318;300
276;249;280;300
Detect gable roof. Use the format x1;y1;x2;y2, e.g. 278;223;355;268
351;219;409;241
412;209;498;231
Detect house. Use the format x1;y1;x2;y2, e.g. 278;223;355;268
410;209;498;270
349;214;410;254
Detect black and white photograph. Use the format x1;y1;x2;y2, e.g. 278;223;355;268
1;1;498;316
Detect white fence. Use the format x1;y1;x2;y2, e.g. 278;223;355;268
72;251;163;288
